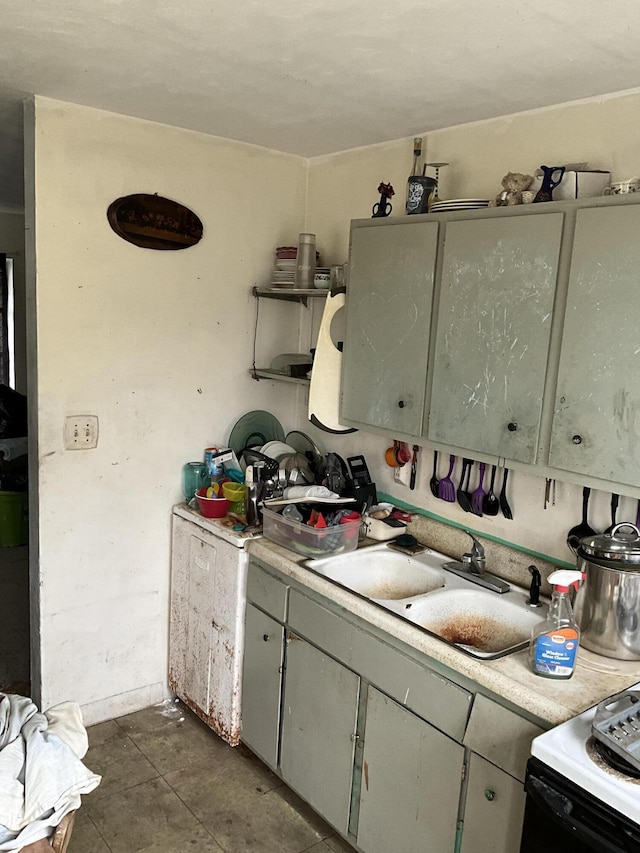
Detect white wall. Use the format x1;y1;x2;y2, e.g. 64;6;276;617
305;90;640;566
28;97;307;721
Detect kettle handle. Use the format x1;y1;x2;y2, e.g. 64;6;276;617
566;533;581;555
610;522;640;539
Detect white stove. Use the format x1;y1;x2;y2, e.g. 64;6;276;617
531;681;640;825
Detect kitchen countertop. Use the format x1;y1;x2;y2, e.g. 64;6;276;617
247;537;640;727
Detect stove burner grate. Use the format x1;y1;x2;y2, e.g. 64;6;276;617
593;738;640;779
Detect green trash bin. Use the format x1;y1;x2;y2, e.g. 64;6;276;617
0;491;28;547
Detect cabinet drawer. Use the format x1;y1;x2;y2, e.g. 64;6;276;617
288;590;472;742
247;560;289;622
463;695;544;782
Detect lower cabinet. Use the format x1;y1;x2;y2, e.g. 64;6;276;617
241;603;284;769
460;754;526;853
357;686;464;853
280;635;360;834
241;559;537;853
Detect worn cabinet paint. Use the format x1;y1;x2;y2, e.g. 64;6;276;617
241;604;284;769
460;753;526;853
341;220;439;435
280;636;359;835
428;214;563;462
357;686;464;853
549;205;640;485
169;515;247;744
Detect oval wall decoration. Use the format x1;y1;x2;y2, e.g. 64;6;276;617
107;193;203;250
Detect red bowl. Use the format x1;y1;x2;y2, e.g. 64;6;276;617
195;488;229;518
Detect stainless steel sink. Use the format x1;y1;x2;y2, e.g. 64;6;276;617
305;543;546;659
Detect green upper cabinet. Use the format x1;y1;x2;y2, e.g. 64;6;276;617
428;214;564;463
549;205;640;486
341;219;439;435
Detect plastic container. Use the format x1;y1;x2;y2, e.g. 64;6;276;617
529;569;582;679
262;505;360;558
182;461;209;501
195;488;229;519
0;490;28;547
222;482;247;514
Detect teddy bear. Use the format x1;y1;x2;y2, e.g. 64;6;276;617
488;171;534;207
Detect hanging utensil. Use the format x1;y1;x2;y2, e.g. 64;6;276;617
605;493;620;534
566;486;596;552
429;449;439;497
482;465;499;516
471;463;486;517
411;445;419;491
636;499;640;529
462;460;475;510
456;458;472;512
438;455;456;502
499;468;513;520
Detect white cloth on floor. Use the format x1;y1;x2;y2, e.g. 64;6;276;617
0;693;101;850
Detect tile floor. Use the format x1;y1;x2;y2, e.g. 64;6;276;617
70;700;355;853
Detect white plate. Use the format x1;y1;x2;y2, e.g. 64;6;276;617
433;198;489;204
260;440;296;459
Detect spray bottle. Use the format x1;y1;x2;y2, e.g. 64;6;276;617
529;570;583;679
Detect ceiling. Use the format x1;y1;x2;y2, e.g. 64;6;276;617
2;0;640;209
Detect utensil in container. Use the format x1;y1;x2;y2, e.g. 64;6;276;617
471;463;486;516
482;465;499;516
429;450;439;497
438;455;456;502
566;486;595;552
499;468;513;520
571;522;640;660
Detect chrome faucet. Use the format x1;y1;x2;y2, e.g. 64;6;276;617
442;531;510;594
462;533;486;576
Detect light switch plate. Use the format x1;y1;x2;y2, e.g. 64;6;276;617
64;415;99;450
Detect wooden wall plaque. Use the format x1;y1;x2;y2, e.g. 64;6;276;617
107;193;203;250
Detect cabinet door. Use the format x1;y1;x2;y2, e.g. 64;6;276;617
428;214;563;462
549;205;640;485
356;686;464;853
280;635;359;835
341;220;439;434
460;753;525;853
169;516;245;744
241;604;284;769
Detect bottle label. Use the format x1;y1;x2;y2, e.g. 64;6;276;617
533;628;579;676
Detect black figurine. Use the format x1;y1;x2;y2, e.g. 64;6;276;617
372;182;394;217
533;166;565;203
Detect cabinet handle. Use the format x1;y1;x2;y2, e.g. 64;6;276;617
507;422;517;432
484;789;496;802
398;400;405;409
572;434;583;445
263;634;270;642
350;733;360;742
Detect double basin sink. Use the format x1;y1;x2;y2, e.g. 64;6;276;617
305;542;547;659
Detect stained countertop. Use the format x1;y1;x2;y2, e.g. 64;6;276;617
247;537;640;727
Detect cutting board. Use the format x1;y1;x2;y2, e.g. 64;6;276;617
308;290;356;434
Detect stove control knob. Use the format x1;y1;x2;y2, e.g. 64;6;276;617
484;789;496;802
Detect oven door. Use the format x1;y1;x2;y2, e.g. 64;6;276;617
520;758;640;853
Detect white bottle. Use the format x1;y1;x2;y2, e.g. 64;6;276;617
529;570;583;679
294;233;316;290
